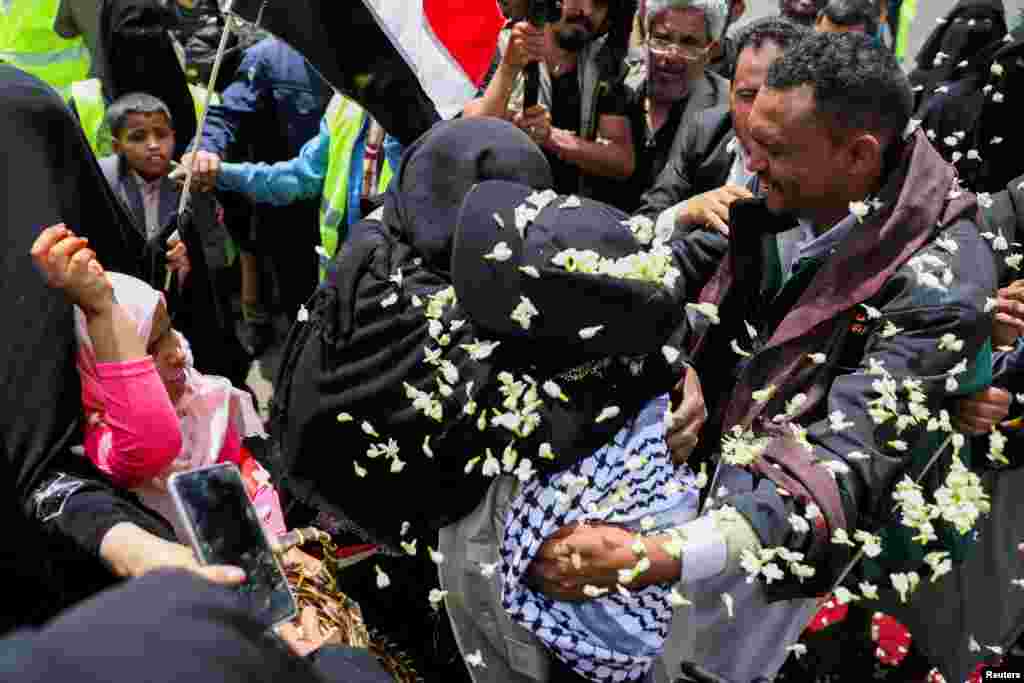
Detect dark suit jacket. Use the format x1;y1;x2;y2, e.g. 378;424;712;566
636;105;737;221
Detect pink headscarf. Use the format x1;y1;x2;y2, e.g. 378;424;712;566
74;272;265;478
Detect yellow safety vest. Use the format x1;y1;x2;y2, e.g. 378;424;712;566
71;78;221;158
0;0;90;96
895;0;918;63
320;93;394;263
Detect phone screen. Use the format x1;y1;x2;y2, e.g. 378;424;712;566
170;464;296;629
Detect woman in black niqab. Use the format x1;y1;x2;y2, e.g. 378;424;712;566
94;0;197;159
0;66;176;627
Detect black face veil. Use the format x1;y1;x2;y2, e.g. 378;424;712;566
0;66;154;508
95;0;197;159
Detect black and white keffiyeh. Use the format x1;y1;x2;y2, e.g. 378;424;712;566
500;395;699;682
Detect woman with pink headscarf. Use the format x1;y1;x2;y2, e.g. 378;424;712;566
34;223;286;542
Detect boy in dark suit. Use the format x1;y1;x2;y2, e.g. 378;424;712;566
99;92;248;388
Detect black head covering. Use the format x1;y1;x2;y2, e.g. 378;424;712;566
913;0;1007;80
0;569;391;683
95;0;196;159
0;66;156;509
967;31;1024;192
382;117;554;276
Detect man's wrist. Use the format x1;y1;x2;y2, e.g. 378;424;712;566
545;128;574;160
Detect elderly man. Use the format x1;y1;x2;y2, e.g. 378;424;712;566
637;17;807;240
617;0;731;212
529;32;996;683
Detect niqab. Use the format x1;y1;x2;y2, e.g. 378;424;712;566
0;66;156;511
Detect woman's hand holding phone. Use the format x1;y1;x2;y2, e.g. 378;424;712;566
100;521;246;586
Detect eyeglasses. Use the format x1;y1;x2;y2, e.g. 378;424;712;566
647;37;710;61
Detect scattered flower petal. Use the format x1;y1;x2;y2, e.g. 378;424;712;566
375;565;390;589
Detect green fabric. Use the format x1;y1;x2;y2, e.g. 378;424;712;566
319;92;395;280
321;93;367;262
894;0;918;62
71;78;111;157
0;0;90;92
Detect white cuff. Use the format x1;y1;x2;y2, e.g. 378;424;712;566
656;201;685;240
679;515;728;584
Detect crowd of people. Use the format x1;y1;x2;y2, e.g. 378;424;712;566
2;0;1024;682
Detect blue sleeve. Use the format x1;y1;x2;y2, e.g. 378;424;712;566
383;135;404;179
198;47;267;155
215;117;330;206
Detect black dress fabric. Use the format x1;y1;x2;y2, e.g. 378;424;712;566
0;569;393;683
0;66;178;629
94;0;197;160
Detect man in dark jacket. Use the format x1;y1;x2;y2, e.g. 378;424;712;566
528;32;997;683
183;36;331;353
618;0;730;213
637;17;807;242
878;171;1024;683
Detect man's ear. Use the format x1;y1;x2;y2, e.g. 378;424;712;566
111;138;123;155
846;132;884;181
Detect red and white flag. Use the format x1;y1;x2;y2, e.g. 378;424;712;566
230;0;505;144
362;0;504;118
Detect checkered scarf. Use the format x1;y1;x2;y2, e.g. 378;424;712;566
500;395;698;682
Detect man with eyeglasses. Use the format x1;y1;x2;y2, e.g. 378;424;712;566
615;0;731;212
637;18;807;242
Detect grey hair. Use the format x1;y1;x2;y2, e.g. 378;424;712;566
644;0;729;42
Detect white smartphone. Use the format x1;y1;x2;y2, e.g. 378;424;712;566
169;463;298;629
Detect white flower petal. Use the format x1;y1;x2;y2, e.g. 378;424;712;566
579;325;604;340
686;302;720;325
662;345;681;364
375;564;390;589
596;406;621;423
483;241;513;262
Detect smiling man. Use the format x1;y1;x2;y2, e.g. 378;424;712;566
528;32;997;683
617;0;731;211
637;17;807;240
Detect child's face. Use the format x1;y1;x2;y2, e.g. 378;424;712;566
113;112;175;182
147;300;188;404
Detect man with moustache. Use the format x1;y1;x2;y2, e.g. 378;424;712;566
617;0;731;212
779;0;827;26
464;0;637;200
529;32;997;683
637;18;807;241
